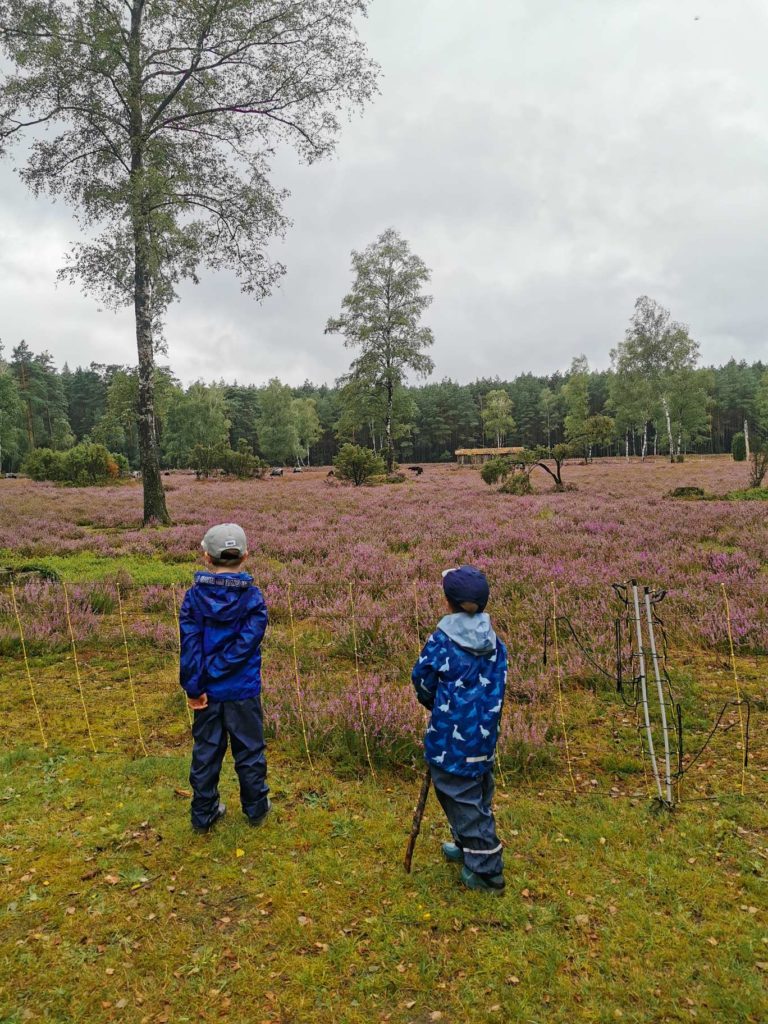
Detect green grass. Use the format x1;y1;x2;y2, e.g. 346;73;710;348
0;548;198;584
1;744;766;1024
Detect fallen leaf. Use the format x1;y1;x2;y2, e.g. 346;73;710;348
506;975;520;985
235;849;245;859
104;874;119;885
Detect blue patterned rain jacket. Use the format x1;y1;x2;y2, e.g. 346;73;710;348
412;613;507;777
179;572;268;701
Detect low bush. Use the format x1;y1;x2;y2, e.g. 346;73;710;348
731;432;746;461
333;444;386;486
24;442;125;485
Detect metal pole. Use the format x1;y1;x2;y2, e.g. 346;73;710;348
644;588;673;805
630;580;662;801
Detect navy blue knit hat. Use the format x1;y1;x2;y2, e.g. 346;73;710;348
442;565;490;613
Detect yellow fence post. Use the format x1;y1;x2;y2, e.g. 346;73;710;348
287;582;315;771
116;583;148;757
551;583;577;796
348;582;376;779
62;583;96;753
9;580;48;750
721;583;746;796
170;585;193;728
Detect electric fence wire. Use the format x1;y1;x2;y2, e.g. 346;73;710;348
542;581;752;790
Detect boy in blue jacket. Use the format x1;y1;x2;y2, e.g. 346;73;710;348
179;523;270;833
412;566;507;892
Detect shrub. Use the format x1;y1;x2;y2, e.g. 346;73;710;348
23;442;124;485
731;432;746;461
748;443;768;489
480;457;513;486
192;441;269;479
668;486;705;499
334;444;386;486
499;473;533;495
24;448;67;481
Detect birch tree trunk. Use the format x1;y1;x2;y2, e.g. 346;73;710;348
744;419;750;459
662;398;674;463
129;2;170;525
641;422;648;460
385;376;394;472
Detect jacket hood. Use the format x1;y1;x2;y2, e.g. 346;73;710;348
189;571;254;623
437;612;497;656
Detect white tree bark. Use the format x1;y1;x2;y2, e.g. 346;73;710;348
744;419;750;459
662;397;674;461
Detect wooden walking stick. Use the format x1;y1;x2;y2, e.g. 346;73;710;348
403;767;432;873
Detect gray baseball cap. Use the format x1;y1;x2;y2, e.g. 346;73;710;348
201;523;248;560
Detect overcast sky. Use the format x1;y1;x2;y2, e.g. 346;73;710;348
1;0;767;387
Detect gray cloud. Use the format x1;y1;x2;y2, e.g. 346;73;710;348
1;0;766;384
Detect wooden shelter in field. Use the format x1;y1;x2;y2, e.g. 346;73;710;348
455;447;526;466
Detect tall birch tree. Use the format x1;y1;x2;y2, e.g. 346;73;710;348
326;228;434;472
611;297;704;461
0;0;377;522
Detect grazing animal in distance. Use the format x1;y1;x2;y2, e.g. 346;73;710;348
408;466;423;475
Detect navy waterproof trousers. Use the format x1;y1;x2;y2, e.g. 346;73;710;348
190;696;269;830
430;763;503;877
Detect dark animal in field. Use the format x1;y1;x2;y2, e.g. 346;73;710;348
270;467;284;477
163;472;171;476
327;469;335;477
408;466;423;476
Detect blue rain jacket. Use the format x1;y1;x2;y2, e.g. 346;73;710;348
412;613;507;777
179;572;268;701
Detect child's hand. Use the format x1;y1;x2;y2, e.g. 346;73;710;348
188;693;208;710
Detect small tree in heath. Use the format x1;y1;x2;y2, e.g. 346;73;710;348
334;443;385;486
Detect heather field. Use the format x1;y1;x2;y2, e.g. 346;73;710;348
1;457;767;1024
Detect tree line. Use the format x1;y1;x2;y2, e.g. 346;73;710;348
1;328;766;475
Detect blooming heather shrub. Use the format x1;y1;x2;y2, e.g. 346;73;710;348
2;457;768;759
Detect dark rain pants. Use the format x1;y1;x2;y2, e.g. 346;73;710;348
189;696;269;830
430;763;504;877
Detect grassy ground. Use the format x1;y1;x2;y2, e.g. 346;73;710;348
2;462;767;1022
1;742;766;1024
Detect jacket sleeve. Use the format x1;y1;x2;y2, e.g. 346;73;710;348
205;589;269;682
179;591;205;698
411;634;444;710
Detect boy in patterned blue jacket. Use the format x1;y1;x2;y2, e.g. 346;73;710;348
179;523;270;834
412;566;507;892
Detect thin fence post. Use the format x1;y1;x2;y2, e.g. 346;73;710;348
630;580;663;801
170;585;193;728
287;582;315;771
116;583;148;757
550;583;576;795
721;583;747;796
9;580;48;750
348;582;376;779
644;588;672;804
62;583;96;753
